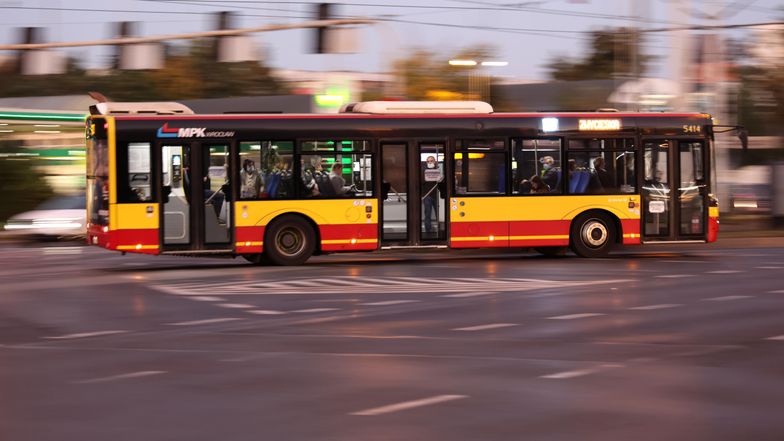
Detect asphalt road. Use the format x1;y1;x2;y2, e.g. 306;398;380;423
1;241;784;441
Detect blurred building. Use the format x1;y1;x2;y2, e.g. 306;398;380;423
274;69;395;112
0;95;89;194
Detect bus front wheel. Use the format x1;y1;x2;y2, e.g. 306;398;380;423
263;215;316;266
570;212;615;258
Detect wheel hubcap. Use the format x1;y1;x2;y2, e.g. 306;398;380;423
581;220;608;248
277;227;305;256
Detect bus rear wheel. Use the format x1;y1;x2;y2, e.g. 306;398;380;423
263;215;316;266
570;212;615;258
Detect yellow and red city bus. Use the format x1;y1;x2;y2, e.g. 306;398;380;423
86;101;737;265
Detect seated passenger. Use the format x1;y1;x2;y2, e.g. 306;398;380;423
529;175;550;194
329;162;351;195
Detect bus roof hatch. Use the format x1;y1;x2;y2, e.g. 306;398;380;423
345;101;493;115
89;102;195;116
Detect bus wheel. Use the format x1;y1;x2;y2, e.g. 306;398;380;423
264;216;316;266
570;212;615;258
535;246;568;257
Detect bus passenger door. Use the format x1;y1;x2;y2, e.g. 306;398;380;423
380;143;408;243
418;142;447;243
159;142;233;251
642;139;707;242
379;141;447;246
160;144;191;247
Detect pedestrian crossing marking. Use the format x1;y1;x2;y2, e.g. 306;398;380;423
151;276;633;297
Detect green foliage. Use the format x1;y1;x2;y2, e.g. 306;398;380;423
393;44;498;100
547;28;651;81
0;141;54;223
0;40;286;100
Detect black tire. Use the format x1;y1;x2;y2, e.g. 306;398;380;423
570;212;616;258
263;215;316;266
535;246;568;257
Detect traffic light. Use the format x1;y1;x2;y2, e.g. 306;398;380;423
312;3;358;54
16;27;66;75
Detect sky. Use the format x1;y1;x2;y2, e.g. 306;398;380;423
0;0;781;81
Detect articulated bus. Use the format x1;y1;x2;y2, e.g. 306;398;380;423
85;101;739;265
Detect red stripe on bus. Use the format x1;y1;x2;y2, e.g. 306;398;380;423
235;225;265;253
319;223;378;241
450;221;509;248
620;219;641;245
509;219;570;237
113;228;160;254
320;223;378;251
708;216;719;243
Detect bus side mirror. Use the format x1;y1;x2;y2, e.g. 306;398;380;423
162;185;171;203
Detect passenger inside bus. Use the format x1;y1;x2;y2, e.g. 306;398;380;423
240;159;262;199
329;162;355;196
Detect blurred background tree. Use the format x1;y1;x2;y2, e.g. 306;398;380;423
0;40;286;100
546;28;651;81
393;44;497;100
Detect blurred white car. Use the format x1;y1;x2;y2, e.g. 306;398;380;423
3;194;86;239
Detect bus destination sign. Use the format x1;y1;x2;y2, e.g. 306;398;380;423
578;119;621;131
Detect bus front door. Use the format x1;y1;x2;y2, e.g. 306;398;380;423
642;139;707;242
159;142;233;252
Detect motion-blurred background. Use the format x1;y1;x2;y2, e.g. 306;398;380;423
1;0;782;237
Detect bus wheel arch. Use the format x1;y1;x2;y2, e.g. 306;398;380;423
262;213;321;265
569;209;621;258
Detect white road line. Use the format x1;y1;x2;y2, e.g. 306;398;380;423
42;247;83;255
166;318;244;326
283;280;328;287
702;295;754;302
189;296;225;302
217;303;255;309
706;270;744;274
73;370;166;384
755;266;784;270
766;335;784;341
540;364;623;380
452;323;519;332
360;300;422;306
628;303;682;311
655;274;695;279
292;308;340;313
441;291;496;298
379;277;435;286
44;330;128;340
768;290;784;294
547;313;605;320
350;394;468;416
246;310;288;315
660;260;708;264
